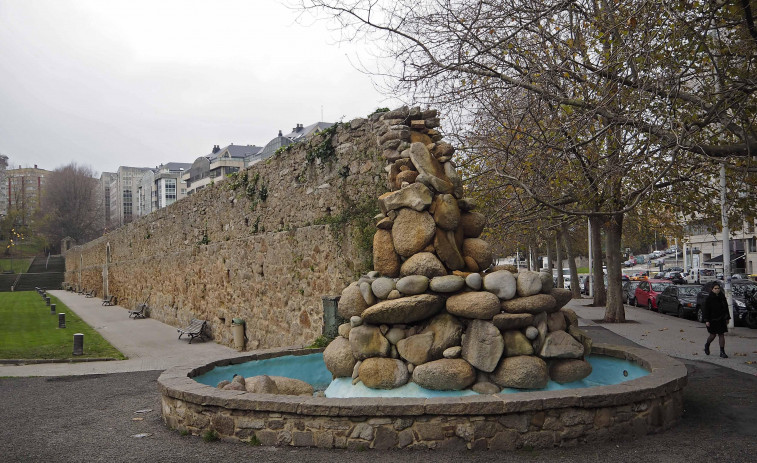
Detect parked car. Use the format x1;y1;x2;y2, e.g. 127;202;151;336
622;280;641;305
668;266;684;273
686;268;717;284
667;272;686;285
731;273;749;280
635;279;674;311
732;280;757;327
657;285;701;318
694;280;757;326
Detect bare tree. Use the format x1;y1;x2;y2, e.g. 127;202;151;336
41;163;103;251
298;0;757;321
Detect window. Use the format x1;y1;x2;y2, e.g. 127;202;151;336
123;189;132;217
165;179;177;206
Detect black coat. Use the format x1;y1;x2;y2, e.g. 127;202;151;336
703;291;730;334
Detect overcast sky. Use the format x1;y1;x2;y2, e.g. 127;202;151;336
0;0;397;175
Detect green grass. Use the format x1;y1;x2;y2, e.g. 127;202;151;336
0;258;32;273
0;292;126;360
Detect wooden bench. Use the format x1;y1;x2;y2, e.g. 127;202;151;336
84;289;96;298
102;295;116;306
128;295;150;319
177;319;208;344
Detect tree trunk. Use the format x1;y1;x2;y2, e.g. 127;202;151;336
561;222;581;299
603;213;626;322
590;215;607;306
546;239;553;276
555;232;564;288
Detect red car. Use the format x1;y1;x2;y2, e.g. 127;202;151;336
634;279;673;311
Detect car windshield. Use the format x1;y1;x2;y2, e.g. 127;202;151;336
732;283;757;297
651;283;672;292
700;269;715;276
678;287;699;296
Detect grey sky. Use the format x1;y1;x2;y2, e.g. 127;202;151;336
0;0;395;175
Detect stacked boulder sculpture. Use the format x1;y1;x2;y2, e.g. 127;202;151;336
323;106;594;392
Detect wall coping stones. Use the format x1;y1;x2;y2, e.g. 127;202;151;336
158;343;686;417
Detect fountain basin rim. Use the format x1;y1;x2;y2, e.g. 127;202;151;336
158;343;687;417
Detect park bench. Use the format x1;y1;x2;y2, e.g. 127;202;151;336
128;294;150;319
102;295;116;306
177;319;208;344
84;289;96;298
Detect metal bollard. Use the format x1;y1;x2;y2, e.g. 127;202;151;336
45;297;51;306
58;313;66;329
73;333;84;355
50;303;56;315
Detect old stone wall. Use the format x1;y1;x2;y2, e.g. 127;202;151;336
65;115;392;349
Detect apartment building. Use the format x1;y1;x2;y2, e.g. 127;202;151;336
682;217;757;275
2;164;49;224
135;162;191;217
108;166;152;227
183;144;261;196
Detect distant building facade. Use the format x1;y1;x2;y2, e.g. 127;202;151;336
108;166;152;227
183;144;261;195
3;164;49;224
135;162;191;218
99;172;118;230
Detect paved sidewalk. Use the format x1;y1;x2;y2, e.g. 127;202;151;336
568;298;757;376
0;290;244;377
3;291;756;378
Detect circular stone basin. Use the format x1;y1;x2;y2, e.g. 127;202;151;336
158;343;687;450
192;352;650;399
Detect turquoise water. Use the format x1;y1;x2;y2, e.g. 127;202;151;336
193;353;649;398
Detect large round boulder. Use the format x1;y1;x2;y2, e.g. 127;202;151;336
269;376;314;396
547;311;567;332
462;238;492;271
348;324;391;360
396;332;434;365
459;211;486;238
392;208;436;257
396;275;429;295
550;288;573;310
338;283;369;319
549;359;593;384
539;271;554;293
446;291;501;319
244;375;278;394
432;194;461;231
461;320;504;373
371;277;395;300
323;336;357;378
373;229;401;278
361;294;445;325
483;270;517;300
500;294;557;315
516;270;543;297
433;229;465;270
412;358;476;391
539;330;585;359
358;358;409;389
492;313;534;331
400;252;447;278
491;356;549;389
429;275;465;293
502;330;534;357
421;313;465;359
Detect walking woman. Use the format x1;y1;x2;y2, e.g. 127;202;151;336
703;283;731;358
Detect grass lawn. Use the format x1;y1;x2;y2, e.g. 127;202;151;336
0;292;126;360
0;258;32;273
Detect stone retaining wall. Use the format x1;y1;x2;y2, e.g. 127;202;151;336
158;344;687;450
64;115;391;349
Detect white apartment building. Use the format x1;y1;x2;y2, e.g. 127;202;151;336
682;217;756;275
135;163;191;218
